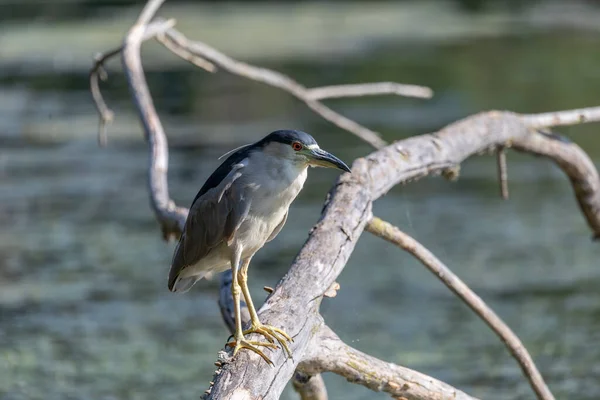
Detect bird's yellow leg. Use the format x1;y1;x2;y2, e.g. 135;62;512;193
226;254;277;365
238;258;293;358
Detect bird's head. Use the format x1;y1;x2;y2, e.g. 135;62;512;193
259;130;351;172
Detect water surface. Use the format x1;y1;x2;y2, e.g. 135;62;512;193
1;7;600;400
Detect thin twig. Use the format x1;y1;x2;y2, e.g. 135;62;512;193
497;147;509;200
306;82;433;100
90;48;119;146
365;216;555;400
89;17;176;146
162;28;389;149
156;33;216;72
135;0;165;25
303;325;478;400
521;106;600;128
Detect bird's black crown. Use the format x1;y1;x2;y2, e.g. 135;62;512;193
259;130;317;147
192;130;318;204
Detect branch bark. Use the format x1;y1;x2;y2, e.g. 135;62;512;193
159;28;388;149
121;2;188;241
217;271;475;400
94;16;434;238
522;106;600;128
302;325;479;400
218;271;328;400
365;217;552;400
291;373;328;400
90;1;600;399
305;82;433;100
206;111;600;400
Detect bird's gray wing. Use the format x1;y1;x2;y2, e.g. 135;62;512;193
265;210;288;243
168;161;250;290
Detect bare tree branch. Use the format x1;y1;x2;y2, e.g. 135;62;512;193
160;28;388;149
305;82;433;100
91;18;435;237
365;217;554;400
135;0;165;25
89;17;176;146
218;271;473;400
206;112;600;399
120;0;187;241
292;373;328;400
522;106;600;128
155;32;216;72
301;325;479;400
496;147;509;200
207;111;600;400
218;271;328;400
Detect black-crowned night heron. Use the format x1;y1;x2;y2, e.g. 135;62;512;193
168;130;350;364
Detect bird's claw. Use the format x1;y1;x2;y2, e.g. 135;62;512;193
226;337;278;366
244;324;293;358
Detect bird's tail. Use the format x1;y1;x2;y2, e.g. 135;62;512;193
168;236;200;293
169;274;200;293
168;234;212;293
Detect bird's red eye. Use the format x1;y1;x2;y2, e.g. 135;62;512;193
292;141;303;151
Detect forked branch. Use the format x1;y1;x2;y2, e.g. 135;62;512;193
218;272;475;400
205;112;600;400
302;325;479;400
89;17;176;146
92;13;433;154
91;5;434;240
366;217;552;400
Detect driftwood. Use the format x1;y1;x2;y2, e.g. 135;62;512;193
90;0;600;399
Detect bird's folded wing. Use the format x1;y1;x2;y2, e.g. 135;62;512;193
169;161;250;284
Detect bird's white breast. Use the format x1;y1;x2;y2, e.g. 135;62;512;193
236;151;308;252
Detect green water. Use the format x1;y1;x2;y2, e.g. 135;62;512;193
1;5;600;400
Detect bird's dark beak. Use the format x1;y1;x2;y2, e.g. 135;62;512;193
307;148;351;172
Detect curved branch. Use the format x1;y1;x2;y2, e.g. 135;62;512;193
365;217;553;400
208;111;600;399
91;12;434;240
120;0;187;240
217;270;328;400
89;17;175;146
301;325;479;400
306;82;433;100
161;28;388;149
155;32;216;72
522;106;600;128
510;127;600;239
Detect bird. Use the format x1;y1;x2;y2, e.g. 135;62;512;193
168;129;351;364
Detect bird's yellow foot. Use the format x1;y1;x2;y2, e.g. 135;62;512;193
244;324;293;358
226;336;278;365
